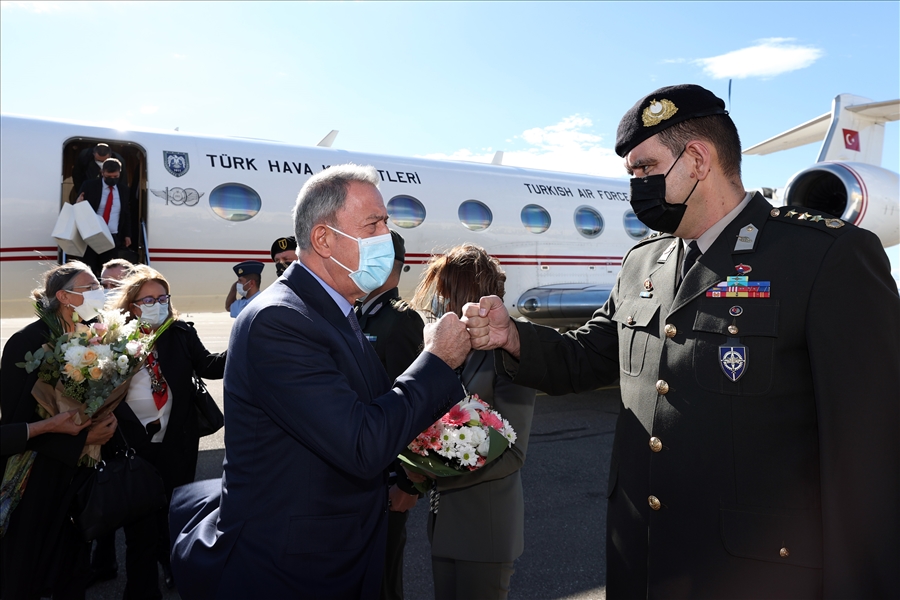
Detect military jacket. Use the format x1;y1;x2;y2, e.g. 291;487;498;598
505;194;900;598
358;288;425;383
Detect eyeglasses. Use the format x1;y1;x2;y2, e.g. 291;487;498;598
132;295;171;306
71;283;102;292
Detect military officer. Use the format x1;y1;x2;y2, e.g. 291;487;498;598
356;230;424;600
270;235;298;277
225;260;264;318
463;84;900;598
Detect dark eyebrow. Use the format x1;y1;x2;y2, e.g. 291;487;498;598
625;157;655;176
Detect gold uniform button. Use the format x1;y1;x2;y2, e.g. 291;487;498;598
648;496;661;511
626;316;635;325
649;437;662;452
779;547;789;558
727;325;739;335
655;380;669;395
664;324;677;338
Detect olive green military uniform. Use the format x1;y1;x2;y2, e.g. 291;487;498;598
502;193;900;598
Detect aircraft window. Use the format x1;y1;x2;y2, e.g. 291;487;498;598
574;206;604;238
209;183;261;222
387;195;426;228
459;200;492;231
521;204;551;234
624;210;649;239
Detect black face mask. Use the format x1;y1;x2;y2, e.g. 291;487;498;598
275;262;287;277
103;176;119;187
629;147;699;234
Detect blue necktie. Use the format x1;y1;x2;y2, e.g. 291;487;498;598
346;309;366;350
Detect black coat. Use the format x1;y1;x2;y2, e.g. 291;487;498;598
0;320;92;598
104;320;225;496
71;147;127;193
504;194;900;598
357;288;425;383
74;177;132;240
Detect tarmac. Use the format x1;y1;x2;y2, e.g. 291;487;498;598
1;311;616;599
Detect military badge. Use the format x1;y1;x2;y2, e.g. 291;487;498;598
163;151;190;177
719;341;747;382
642;99;678;127
734;264;752;275
150;187;204;206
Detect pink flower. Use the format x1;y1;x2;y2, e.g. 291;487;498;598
480;410;503;431
441;404;472;426
92;322;108;336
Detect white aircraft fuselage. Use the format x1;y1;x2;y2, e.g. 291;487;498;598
0;115;644;326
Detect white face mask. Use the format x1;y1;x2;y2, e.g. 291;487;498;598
137;303;168;328
235;282;246;298
95;160;105;168
68;288;106;321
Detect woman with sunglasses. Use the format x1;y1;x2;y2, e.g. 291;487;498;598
98;265;226;597
1;261;119;599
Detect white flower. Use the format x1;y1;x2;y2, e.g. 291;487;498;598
125;340;142;356
94;345;113;360
64;345;86;367
117;355;130;368
477;438;491;456
455;426;476;446
456;445;479;467
504;428;518;444
467;427;486;446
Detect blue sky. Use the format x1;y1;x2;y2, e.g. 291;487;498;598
2;1;898;268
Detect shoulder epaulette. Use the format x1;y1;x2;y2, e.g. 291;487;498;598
768;207;853;236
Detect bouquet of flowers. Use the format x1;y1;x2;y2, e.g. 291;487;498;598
399;394;517;492
16;304;172;464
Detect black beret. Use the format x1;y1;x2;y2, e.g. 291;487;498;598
233;260;265;277
270;236;297;260
390;230;405;264
615;84;728;157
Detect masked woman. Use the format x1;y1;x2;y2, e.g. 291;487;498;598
0;261;118;599
102;265;226;596
410;244;536;600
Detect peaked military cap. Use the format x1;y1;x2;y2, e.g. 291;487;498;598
233;260;265;277
615;84;728;157
270;235;297;260
390;230;406;264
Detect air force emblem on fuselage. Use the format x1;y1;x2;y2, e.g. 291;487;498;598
164;151;190;177
150;187;204;206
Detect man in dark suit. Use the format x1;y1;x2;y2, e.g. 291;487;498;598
356;230;425;600
72;158;131;277
71;142;127;194
465;84;899;597
170;164;471;599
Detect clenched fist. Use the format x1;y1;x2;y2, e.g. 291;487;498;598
423;312;471;369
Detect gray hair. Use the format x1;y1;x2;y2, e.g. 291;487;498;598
31;260;93;313
292;164;380;250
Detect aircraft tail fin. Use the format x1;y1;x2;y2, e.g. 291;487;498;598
743;94;899;166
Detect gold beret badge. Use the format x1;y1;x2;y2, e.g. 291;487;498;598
642;99;678;127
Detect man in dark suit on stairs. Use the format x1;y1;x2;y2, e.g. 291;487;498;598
72;158;131;277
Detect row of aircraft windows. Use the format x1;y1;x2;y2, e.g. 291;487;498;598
206;185;649;240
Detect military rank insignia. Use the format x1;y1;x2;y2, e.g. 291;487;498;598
719;340;748;382
706;276;770;298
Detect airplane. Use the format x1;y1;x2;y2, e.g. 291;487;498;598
1;97;897;328
744;93;899;248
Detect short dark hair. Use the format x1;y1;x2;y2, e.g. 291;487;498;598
656;114;742;179
245;273;261;287
94;143;111;157
101;158;122;173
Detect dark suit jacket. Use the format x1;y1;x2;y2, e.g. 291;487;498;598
74;177;131;240
170;262;465;600
428;350;535;564
358;288;424;383
503;194;900;598
72;147;127;193
105;321;225;496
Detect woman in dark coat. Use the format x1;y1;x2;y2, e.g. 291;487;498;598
101;265;226;596
0;261;119;599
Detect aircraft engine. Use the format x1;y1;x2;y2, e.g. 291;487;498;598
782;161;899;247
515;285;612;330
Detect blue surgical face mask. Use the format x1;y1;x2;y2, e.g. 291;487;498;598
327;226;394;294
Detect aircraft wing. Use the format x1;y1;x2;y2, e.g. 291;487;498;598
742;112;830;156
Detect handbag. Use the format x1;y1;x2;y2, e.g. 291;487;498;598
192;374;224;437
71;428;167;542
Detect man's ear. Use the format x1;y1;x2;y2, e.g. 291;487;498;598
309;224;333;258
684;140;713;181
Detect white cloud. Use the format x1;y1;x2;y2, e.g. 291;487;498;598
140;106;159;114
420;115;624;178
695;38;823;79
